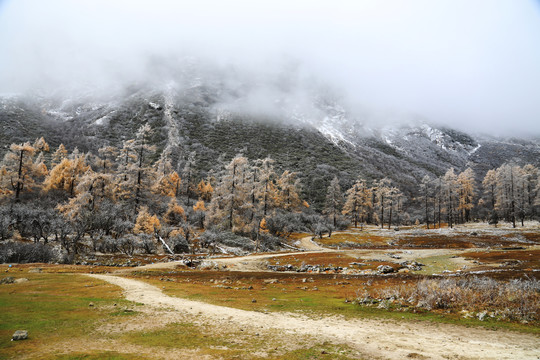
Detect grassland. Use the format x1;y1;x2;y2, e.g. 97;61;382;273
1;223;539;359
0;267;363;359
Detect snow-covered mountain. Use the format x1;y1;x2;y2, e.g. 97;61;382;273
1;78;540;210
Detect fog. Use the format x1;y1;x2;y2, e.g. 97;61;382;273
1;0;540;136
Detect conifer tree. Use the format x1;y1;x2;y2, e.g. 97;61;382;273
207;155;251;231
457;167;476;223
1;142;41;202
374;178;391;229
324;176;343;228
419;175;433;229
442;168;458;228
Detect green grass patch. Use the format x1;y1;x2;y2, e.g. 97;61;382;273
53;351;148;360
414;254;463;274
0;273;129;359
267;342;361;360
125;322;230;349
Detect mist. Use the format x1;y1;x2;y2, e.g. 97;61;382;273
1;0;540;136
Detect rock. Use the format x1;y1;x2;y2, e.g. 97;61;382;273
0;277;15;284
29;268;42;273
477;311;488;321
12;330;28;341
263;279;278;284
377;265;395;274
251;299;257;303
14;278;28;284
89;302;95;307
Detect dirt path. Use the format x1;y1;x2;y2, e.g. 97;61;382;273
297;235;328;251
87;274;540;360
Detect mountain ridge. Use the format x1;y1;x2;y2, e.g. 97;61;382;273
2;85;540;210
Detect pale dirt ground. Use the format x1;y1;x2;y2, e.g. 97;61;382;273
87;273;540;360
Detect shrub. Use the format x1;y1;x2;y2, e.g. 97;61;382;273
168;235;190;253
97;236;119;253
357;276;540;322
0;242;55;263
138;234;156;254
200;229;254;252
258;233;281;251
118;235;137;256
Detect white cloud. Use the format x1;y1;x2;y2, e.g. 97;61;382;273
1;0;539;135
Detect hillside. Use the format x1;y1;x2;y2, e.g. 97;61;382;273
2;83;540;211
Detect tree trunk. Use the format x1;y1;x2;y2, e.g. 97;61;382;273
14;149;24;201
388;198;393;230
380;195;384;229
425;188;429;229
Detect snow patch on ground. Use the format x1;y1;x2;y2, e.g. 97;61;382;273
469;143;481;154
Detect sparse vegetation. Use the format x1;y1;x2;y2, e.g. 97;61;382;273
356;276;540;322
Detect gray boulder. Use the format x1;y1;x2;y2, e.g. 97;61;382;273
12;330;28;341
377;265;395;274
0;277;15;284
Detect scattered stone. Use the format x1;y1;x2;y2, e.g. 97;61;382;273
12;330;28;341
377;265;395;274
477;311;488;321
0;277;15;284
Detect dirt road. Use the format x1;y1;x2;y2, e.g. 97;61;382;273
87;274;540;360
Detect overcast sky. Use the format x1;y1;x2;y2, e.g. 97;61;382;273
1;0;540;136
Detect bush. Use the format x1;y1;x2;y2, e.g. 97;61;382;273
265;211;310;238
168;235;190;253
358;276;540;322
0;242;55;263
138;234;156;254
335;217;350;230
200;229;254;251
118;235;137;256
258;233;281;251
97;236;119;253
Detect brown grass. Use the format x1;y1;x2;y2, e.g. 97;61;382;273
461;249;540;270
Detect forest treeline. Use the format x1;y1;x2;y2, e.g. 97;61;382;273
0;126;539;260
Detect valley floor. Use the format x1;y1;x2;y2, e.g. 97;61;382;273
88;272;539;360
1;223;540;359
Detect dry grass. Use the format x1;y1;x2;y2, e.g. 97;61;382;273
461;249;540;270
317;231;391;248
357;276;540;323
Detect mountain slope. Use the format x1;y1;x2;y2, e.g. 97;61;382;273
1;84;539;211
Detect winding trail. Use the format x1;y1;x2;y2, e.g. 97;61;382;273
87;274;540;360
